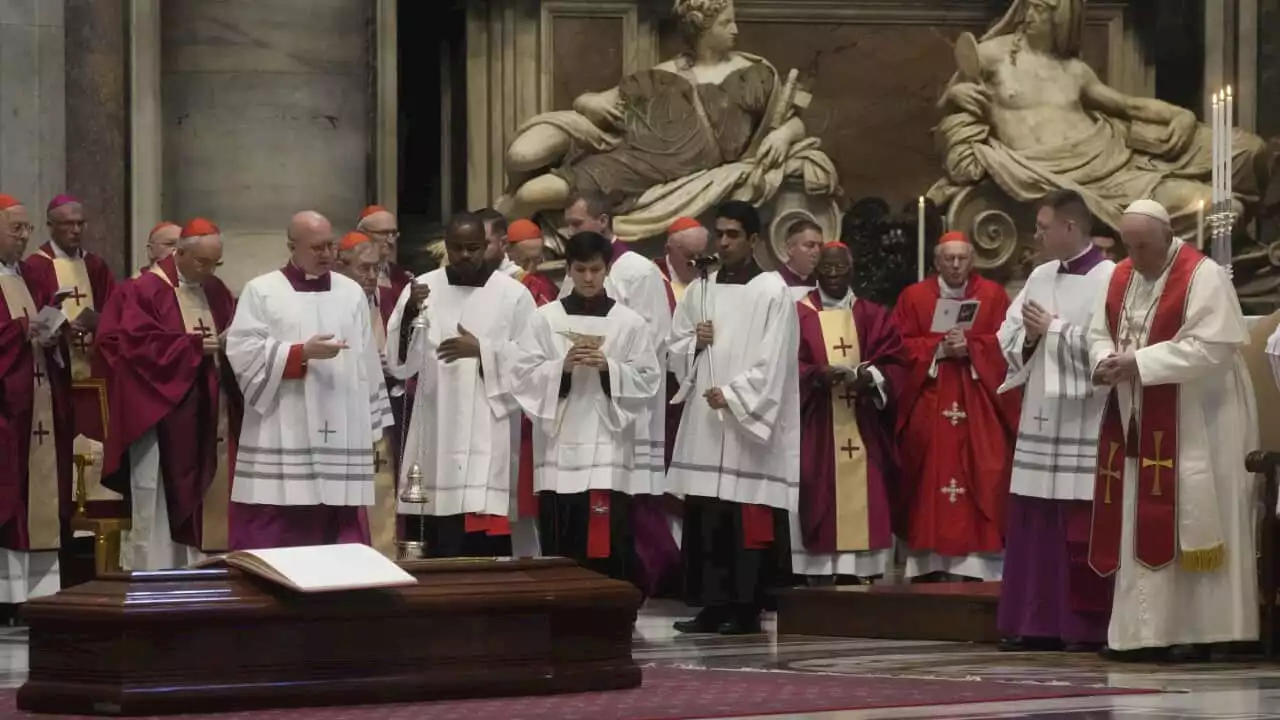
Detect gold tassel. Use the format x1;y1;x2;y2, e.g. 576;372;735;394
1179;543;1225;572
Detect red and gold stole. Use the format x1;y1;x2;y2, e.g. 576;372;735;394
801;296;871;550
0;276;61;549
43;247;108;440
150;266;230;551
1088;243;1203;576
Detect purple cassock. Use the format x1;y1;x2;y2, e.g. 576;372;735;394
997;244;1112;646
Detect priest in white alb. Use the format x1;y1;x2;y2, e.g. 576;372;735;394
385;211;538;558
510;230;661;584
668;201;800;635
996;190;1115;652
225;211;393;549
1087;199;1258;660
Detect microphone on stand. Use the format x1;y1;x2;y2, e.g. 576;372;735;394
687;255;720;269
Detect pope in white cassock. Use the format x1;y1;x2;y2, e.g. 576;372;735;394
668;201;800;636
561;192;672;494
996;190;1115;651
226;211;393;550
385;212;538;558
1086;199;1258;659
510;230;661;585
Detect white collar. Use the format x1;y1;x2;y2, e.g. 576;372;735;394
818;286;854;309
938;276;967;299
49;241;81;260
0;261;20;277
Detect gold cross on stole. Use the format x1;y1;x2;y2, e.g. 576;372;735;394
1141;430;1173;497
1098;441;1122;504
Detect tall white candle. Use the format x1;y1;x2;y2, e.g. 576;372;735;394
1211;91;1221;206
917;197;926;281
1226;86;1234;206
1196;200;1205;251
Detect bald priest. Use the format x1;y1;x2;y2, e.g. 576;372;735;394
97;219;238;569
1087;199;1259;659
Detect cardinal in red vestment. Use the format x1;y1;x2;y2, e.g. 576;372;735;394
893;231;1018;581
24;194;117;444
97;218;240;570
135;221;181;278
794;243;906;581
0;194;73;605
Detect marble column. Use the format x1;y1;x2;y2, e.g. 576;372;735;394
65;0;129;275
160;0;372;292
0;0;65;246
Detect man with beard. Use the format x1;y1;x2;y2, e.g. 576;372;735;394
386;212;538;557
0;194;72;605
225;211;393;549
792;242;905;583
668;200;800;634
97;218;238;570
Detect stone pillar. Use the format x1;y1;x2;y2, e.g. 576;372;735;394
0;0;65;246
65;0;130;275
160;0;372;292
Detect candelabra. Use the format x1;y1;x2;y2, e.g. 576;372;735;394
1209;86;1235;275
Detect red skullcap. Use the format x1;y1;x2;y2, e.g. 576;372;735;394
506;219;542;244
938;230;970;245
180;218;220;239
360;205;390;220
149;221;179;237
47;194;80;213
668;217;702;234
822;241;848;250
339;231;373;251
0;194;20;211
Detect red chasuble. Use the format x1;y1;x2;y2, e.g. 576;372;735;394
893;275;1019;556
96;256;240;551
25;243;117;442
0;261;73;551
1088;243;1203;576
797;292;906;552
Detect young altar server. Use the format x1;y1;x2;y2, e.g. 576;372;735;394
792;242;905;583
385;212;538;558
97;218;239;569
995;190;1115;652
893;231;1017;582
0;194;71;605
668;200;800;635
510;231;661;583
1087;199;1259;660
225;211;393;549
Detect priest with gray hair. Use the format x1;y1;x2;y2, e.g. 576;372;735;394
1085;198;1258;660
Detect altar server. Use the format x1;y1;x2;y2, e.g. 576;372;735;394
792;242;905;582
511;230;661;583
996;190;1114;651
98;219;238;569
893;232;1017;581
668;200;799;635
385;212;538;558
225;211;393;549
26;194;117;444
0;194;71;604
562;191;671;495
1087;199;1258;659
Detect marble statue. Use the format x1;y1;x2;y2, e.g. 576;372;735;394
929;0;1270;240
500;0;839;244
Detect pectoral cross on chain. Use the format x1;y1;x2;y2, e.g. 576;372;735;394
1142;430;1173;497
942;402;967;426
941;478;966;504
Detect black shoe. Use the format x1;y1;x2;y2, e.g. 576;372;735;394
998;636;1064;652
1064;642;1104;653
717;616;764;635
1167;644;1211;662
1098;646;1167;662
673;608;725;634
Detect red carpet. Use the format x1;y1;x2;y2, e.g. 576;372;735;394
5;667;1158;719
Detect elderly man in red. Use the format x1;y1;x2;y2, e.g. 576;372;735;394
893;231;1017;583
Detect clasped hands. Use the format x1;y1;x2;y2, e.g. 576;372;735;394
941;327;969;358
1092;350;1138;386
564;339;607;372
824;364;874;392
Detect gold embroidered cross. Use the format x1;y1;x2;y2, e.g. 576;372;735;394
941;479;966;504
942;402;967;426
1098;441;1122;505
1142;430;1173;497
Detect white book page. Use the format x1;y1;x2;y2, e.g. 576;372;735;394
930;299;981;333
240;544;416;592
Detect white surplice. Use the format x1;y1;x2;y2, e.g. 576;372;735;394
562;249;671;493
999;257;1115;500
510;301;661;494
665;269;800;511
1086;239;1259;650
227;271;393;507
385;269;536;521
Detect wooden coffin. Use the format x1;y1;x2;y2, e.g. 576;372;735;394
18;557;641;716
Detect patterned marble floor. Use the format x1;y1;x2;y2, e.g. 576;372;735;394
2;601;1279;719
